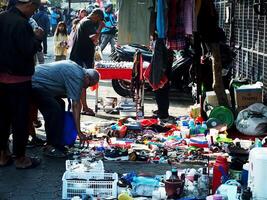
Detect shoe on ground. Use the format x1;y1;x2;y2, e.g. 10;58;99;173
104;148;128;161
43;145;67;158
158;116;177;125
33;120;42;128
27;137;46;148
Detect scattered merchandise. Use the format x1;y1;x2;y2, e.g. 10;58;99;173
61;109;266;199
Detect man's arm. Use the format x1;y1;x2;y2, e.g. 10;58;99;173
71;100;86;140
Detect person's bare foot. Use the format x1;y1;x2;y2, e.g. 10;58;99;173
15;156;40;169
0;150;12;167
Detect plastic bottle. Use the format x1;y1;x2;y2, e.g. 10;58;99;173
169;168;179;181
236;186;241;200
192;174;199;197
198;167;209;197
212;156;229;194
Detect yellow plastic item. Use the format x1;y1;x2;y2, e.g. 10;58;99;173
118;192;133;200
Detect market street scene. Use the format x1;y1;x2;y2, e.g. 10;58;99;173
0;0;267;199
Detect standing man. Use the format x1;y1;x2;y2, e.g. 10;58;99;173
33;5;50;55
31;60;100;157
70;8;104;116
100;3;117;53
0;0;43;169
50;7;59;35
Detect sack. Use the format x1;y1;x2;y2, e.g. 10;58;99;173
62;99;78;146
235;103;267;136
94;45;103;61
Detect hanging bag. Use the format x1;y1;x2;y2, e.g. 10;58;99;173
62;99;78;146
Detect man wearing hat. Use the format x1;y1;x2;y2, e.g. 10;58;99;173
31;60;100;157
0;0;43;169
70;8;105;116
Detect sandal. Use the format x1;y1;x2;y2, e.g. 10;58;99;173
81;108;95;116
43;145;67;158
27;137;46;148
15;157;41;169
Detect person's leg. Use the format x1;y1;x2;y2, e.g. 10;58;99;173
27;101;46;147
7;81;41;169
110;35;116;53
43;34;48;54
154;82;170;119
0;83;12;165
52;24;57;35
12;82;31;157
100;34;111;52
32;88;65;149
36;51;45;64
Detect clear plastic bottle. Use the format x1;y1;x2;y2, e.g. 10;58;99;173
198;167;209;198
169;168;179;181
192;174;199;197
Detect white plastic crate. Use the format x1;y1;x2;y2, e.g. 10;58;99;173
62;171;118;199
65;160;104;173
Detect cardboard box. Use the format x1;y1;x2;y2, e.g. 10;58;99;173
205;89;231;107
234;86;262;112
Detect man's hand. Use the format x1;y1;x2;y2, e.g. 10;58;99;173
34;27;44;40
78;131;91;147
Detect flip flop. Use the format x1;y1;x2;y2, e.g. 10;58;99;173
16;157;41;169
81;109;95;116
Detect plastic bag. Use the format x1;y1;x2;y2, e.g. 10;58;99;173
235;103;267;136
62;100;78;146
94;45;103;61
131;176;159;197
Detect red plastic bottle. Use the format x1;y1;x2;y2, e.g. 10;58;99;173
212;156;228;194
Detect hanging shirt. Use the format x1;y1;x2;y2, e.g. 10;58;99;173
183;0;193;35
118;0;154;45
156;0;166;38
166;0;186;51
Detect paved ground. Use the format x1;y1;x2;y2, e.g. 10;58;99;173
0;37;194;200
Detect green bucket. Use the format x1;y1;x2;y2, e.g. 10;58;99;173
209;106;234;128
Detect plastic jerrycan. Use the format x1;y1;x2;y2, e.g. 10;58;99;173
212;156;229;194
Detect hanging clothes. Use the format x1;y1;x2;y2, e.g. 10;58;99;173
166;0;186;51
183;0;193;35
144;38;171;90
117;0;154;45
197;0;221;43
156;0;167;38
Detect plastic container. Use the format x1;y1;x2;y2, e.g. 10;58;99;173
208;106;234;128
65;160;104;172
248;147;267;199
212;156;229;194
62;171;118;199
